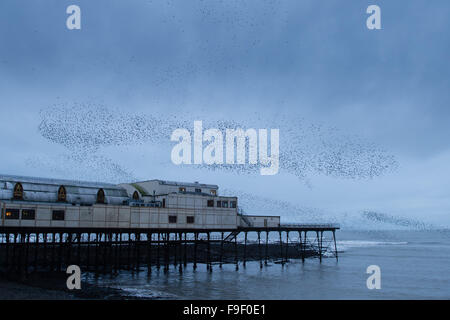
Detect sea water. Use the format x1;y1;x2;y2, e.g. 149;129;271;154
85;230;450;299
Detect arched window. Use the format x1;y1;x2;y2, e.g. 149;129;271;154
132;191;140;200
96;188;106;204
13;183;23;200
57;186;67;202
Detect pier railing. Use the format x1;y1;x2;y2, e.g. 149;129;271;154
280;223;340;229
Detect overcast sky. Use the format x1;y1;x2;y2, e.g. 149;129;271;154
1;1;449;228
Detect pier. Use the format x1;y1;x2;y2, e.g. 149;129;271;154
0;224;339;275
0;175;340;277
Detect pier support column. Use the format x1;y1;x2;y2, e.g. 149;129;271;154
298;231;303;263
234;234;239;271
265;231;269;266
147;232;152;274
279;231;283;266
316;231;322;262
127;233;131;271
285;232;289;264
258;231;262;269
58;233;63;271
108;232;113;273
183;233;187;267
102;233;107;272
86;233;91;270
136;232;141;272
42;233;47;270
173;233;178;269
5;233;10;270
25;232;30;274
302;231;307;263
164;233;169;273
219;232;224;269
11;233;16;271
14;233;18;272
332;230;338;261
66;233;72;267
178;232;183;273
18;233;23;274
76;233;81;267
156;233;160;270
51;233;56;271
34;233;39;271
95;233;100;273
114;233;119;273
243;232;247;268
193;232;198;271
207;232;212;272
320;231;323;263
114;233;119;272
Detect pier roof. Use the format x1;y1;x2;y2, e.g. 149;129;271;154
0;174;120;190
136;179;218;189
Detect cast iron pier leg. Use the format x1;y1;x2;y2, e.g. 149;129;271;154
5;233;10;270
156;233;160;270
258;231;262;269
183;233;187;267
207;232;211;272
219;232;224;269
243;232;247;268
234;234;239;271
34;233;39;271
279;231;283;266
178;232;183;273
333;230;338;261
147;232;152;274
265;231;269;266
193;232;198;271
285;232;289;263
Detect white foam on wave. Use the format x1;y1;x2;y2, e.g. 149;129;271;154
110;286;177;299
337;240;408;251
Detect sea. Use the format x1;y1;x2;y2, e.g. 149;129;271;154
84;230;450;300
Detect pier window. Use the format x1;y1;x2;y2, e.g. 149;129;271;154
187;216;195;224
179;187;186;193
57;186;67;202
21;209;36;220
230;201;237;208
52;210;65;221
210;190;216;196
162;198;166;208
13;183;24;200
169;215;177;223
216;200;222;208
97;189;106;204
207;200;214;207
132;191;140;200
195;188;202;193
222;201;229;208
4;208;19;219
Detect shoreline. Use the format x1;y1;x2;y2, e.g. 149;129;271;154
0;271;158;300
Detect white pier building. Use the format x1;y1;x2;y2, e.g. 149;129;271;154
0;175;280;230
